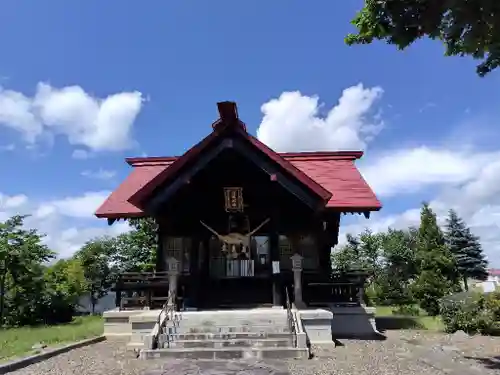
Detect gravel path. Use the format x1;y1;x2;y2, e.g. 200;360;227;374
7;331;500;375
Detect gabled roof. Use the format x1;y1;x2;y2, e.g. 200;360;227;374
283;152;381;209
95;151;381;219
95;101;381;219
127;102;332;208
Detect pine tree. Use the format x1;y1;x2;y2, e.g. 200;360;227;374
445;210;489;290
412;203;459;315
463;228;489;282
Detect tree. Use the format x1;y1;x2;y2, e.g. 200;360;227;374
331;234;361;271
445;209;488;290
412;203;459;315
75;237;115;314
42;258;87;323
346;0;500;77
0;215;55;326
377;228;419;309
112;218;158;272
331;230;382;273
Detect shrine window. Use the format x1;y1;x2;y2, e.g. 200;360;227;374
163;236;192;274
278;234;318;270
298;235;318;270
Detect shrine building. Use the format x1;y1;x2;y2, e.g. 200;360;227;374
95;101;381;311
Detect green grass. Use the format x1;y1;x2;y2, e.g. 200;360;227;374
374;305;444;331
0;315;103;362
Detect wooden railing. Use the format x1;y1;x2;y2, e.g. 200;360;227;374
153;291;180;349
305;282;360;305
304;270;369;306
112;271;170;310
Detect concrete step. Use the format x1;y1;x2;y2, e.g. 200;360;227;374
163;337;293;349
130;333;149;344
176;312;287;323
168;325;290;334
139;346;308;360
162;331;293;341
178;316;287;323
177;319;288;325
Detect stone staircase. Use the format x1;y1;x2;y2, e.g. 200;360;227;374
138;308;309;360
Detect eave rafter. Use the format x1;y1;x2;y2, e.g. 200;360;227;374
342;211;372;219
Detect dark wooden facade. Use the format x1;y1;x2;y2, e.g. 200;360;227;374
100;101;381;310
151;143;341;309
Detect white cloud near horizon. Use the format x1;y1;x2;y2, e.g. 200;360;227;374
256;84;500;266
0;191;130;259
0;83;144;153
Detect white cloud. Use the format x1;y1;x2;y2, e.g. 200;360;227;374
0;143;15;151
0;83;144;152
255;84;500;266
360;147;497;197
81;169;116;180
72;149;91;159
340;146;500;266
37;191;112;219
256;84;383;152
0;191;130;259
0;193;28;209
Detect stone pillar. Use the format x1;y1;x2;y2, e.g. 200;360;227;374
291;253;305;308
166;257;180;308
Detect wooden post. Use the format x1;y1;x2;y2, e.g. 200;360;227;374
270;229;281;307
291;253;304;308
155;222;164;272
188;237;199;309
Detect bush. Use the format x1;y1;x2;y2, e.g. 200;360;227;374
485;291;500;321
440;291;498;334
364;283;378;306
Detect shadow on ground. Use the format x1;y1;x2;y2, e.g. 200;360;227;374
464;355;500;370
375;316;425;331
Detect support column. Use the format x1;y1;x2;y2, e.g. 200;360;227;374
155;222;164;271
269;230;281;307
166;257;180;308
291;253;305;308
189;237;200;309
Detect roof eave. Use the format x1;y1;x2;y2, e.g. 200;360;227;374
95;211;145;219
126;156;178;166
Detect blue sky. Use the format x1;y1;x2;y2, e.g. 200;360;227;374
1;1;500;265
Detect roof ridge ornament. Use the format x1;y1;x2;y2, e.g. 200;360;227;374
212;101;247;132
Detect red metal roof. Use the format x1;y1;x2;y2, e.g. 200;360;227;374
95;151;381;218
95;101;380;219
95;160;172;218
127;126;332;208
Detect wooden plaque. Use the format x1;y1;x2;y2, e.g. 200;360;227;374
224;187;244;212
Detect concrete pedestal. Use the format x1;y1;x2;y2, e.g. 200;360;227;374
299;309;334;344
103;309;144;337
298;305;380;344
329;305;379;339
